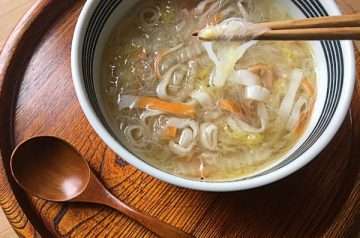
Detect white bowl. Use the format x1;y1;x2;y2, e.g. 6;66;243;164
71;0;355;191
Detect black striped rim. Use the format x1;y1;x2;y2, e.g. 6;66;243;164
81;0;344;180
257;0;344;177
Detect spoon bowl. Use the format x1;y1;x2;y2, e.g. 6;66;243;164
10;136;193;238
11;136;90;202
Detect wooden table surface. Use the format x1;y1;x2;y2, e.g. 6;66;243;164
0;1;36;237
0;0;358;237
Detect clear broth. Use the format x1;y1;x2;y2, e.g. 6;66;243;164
101;0;316;181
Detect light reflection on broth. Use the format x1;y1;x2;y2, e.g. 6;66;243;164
101;0;316;181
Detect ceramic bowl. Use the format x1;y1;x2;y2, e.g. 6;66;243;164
71;0;355;191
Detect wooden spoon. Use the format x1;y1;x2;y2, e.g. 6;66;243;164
10;136;194;238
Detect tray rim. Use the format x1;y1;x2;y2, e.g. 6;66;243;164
0;0;359;237
0;0;77;237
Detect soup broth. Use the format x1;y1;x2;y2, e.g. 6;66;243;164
101;0;316;181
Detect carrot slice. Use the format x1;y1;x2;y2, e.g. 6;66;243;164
249;64;274;89
218;99;241;114
163;127;178;139
294;111;308;135
295;97;315;135
136;97;196;117
301;79;315;96
210;13;223;25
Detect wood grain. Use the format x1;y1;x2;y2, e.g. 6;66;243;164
0;0;36;50
0;0;36;236
337;0;360;50
0;0;359;238
10;136;194;238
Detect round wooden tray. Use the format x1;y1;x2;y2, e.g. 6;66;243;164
0;0;359;237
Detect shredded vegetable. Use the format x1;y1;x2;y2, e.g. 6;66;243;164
131;96;196;117
287;96;308;131
191;90;213;107
244;85;270;101
163;126;178;139
294;111;309;135
229;69;260;86
200;123;218;150
279;69;304;122
218;99;242;114
167;118;199;156
203;40;257;87
249;64;274;89
198;17;269;41
301;79;315;96
224;126;264;146
226;102;268;134
118;95;138;110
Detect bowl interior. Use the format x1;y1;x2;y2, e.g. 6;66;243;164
92;0;326;175
72;0;354;191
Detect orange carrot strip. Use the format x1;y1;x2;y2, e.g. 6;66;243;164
210;13;223;25
136;97;196;117
295;97;315;135
163;127;178;139
249;64;274;89
301;79;315;96
218;99;241;113
295;111;308;135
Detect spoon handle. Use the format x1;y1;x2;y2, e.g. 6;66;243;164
106;196;194;238
76;173;194;238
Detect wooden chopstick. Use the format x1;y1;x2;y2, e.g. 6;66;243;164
256;27;360;41
260;14;360;30
194;13;360;41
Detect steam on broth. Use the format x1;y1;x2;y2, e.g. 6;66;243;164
101;0;316;181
